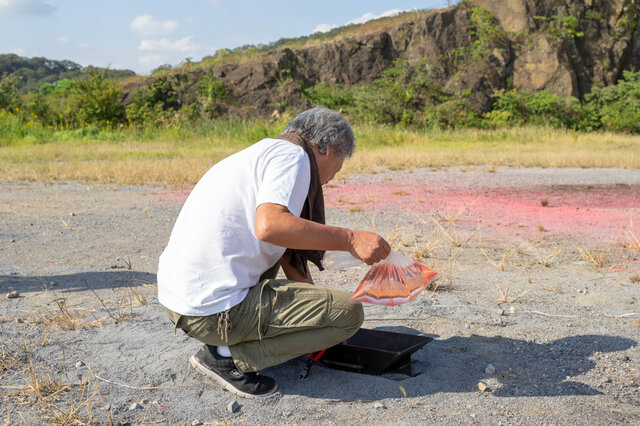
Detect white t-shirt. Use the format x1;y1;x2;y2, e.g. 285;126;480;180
157;138;311;316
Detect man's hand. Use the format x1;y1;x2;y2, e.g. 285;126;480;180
348;230;391;265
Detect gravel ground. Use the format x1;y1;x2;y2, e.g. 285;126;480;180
1;166;639;425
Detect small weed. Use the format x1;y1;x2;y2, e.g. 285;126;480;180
578;247;611;269
433;205;469;225
537;223;545;232
622;218;640;251
411;232;442;260
539;284;564;294
494;282;530;304
348;206;363;213
398;385;418;409
480;245;516;271
432;219;480;248
535;246;561;267
392;190;408;196
630;275;640;283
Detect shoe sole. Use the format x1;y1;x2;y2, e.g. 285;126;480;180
189;355;278;399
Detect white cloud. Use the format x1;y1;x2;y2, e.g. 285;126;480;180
138;36;199;52
78;43;90;49
130;14;178;37
0;0;55;16
312;23;337;34
347;8;404;25
209;0;221;6
314;8;407;35
57;35;70;44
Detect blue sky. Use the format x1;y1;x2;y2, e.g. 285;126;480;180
0;0;450;75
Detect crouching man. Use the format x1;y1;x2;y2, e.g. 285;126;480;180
158;107;390;398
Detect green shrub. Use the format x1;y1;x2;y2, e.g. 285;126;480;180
486;89;585;129
126;77;178;127
588;70;640;133
73;70;126;126
199;73;228;119
0;73;21;111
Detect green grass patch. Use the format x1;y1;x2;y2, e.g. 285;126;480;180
1;122;638;187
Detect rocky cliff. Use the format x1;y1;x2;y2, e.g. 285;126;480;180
128;0;640;116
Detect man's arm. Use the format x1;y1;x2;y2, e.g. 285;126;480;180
255;203;390;265
278;255;314;284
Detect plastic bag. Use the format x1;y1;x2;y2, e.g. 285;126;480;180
350;251;437;306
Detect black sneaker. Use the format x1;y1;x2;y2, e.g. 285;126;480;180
189;345;278;398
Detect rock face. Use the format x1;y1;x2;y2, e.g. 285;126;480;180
128;0;640;115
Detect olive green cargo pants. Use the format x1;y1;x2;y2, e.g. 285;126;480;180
165;278;364;373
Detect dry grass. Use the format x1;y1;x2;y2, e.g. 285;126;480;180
622;218;640;252
578;247;611;269
480;245;517;271
2;126;640;187
534;246;562;267
539;284;564;294
6;357;103;424
431;218;480;248
411;232;442;261
494;282;530;304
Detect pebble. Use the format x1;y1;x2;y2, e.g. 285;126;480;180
139;398;149;404
10;239;16;243
102;404;111;411
509;306;516;314
373;402;386;409
227;400;240;413
6;290;19;299
75;361;85;368
191;421;203;426
129;403;141;411
70;212;76;216
477;381;489;392
485;364;496;375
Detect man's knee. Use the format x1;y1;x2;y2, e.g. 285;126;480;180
344;302;364;335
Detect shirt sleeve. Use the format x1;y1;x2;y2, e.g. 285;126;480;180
256;148;311;217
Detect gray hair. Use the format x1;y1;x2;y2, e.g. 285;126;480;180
283;107;355;158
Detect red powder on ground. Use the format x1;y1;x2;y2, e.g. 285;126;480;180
324;182;640;241
150;181;639;242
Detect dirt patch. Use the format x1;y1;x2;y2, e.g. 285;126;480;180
1;167;639;424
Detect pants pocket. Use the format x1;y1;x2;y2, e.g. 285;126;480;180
265;281;331;331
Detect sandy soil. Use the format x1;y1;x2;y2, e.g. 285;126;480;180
1;166;639;425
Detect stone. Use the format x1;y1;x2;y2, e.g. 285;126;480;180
75;361;85;368
6;290;19;299
485;364;496;375
509;306;516;314
139;398;149;404
129;403;141;411
191;421;203;426
477;381;489;392
373;402;386;409
227;400;240;413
